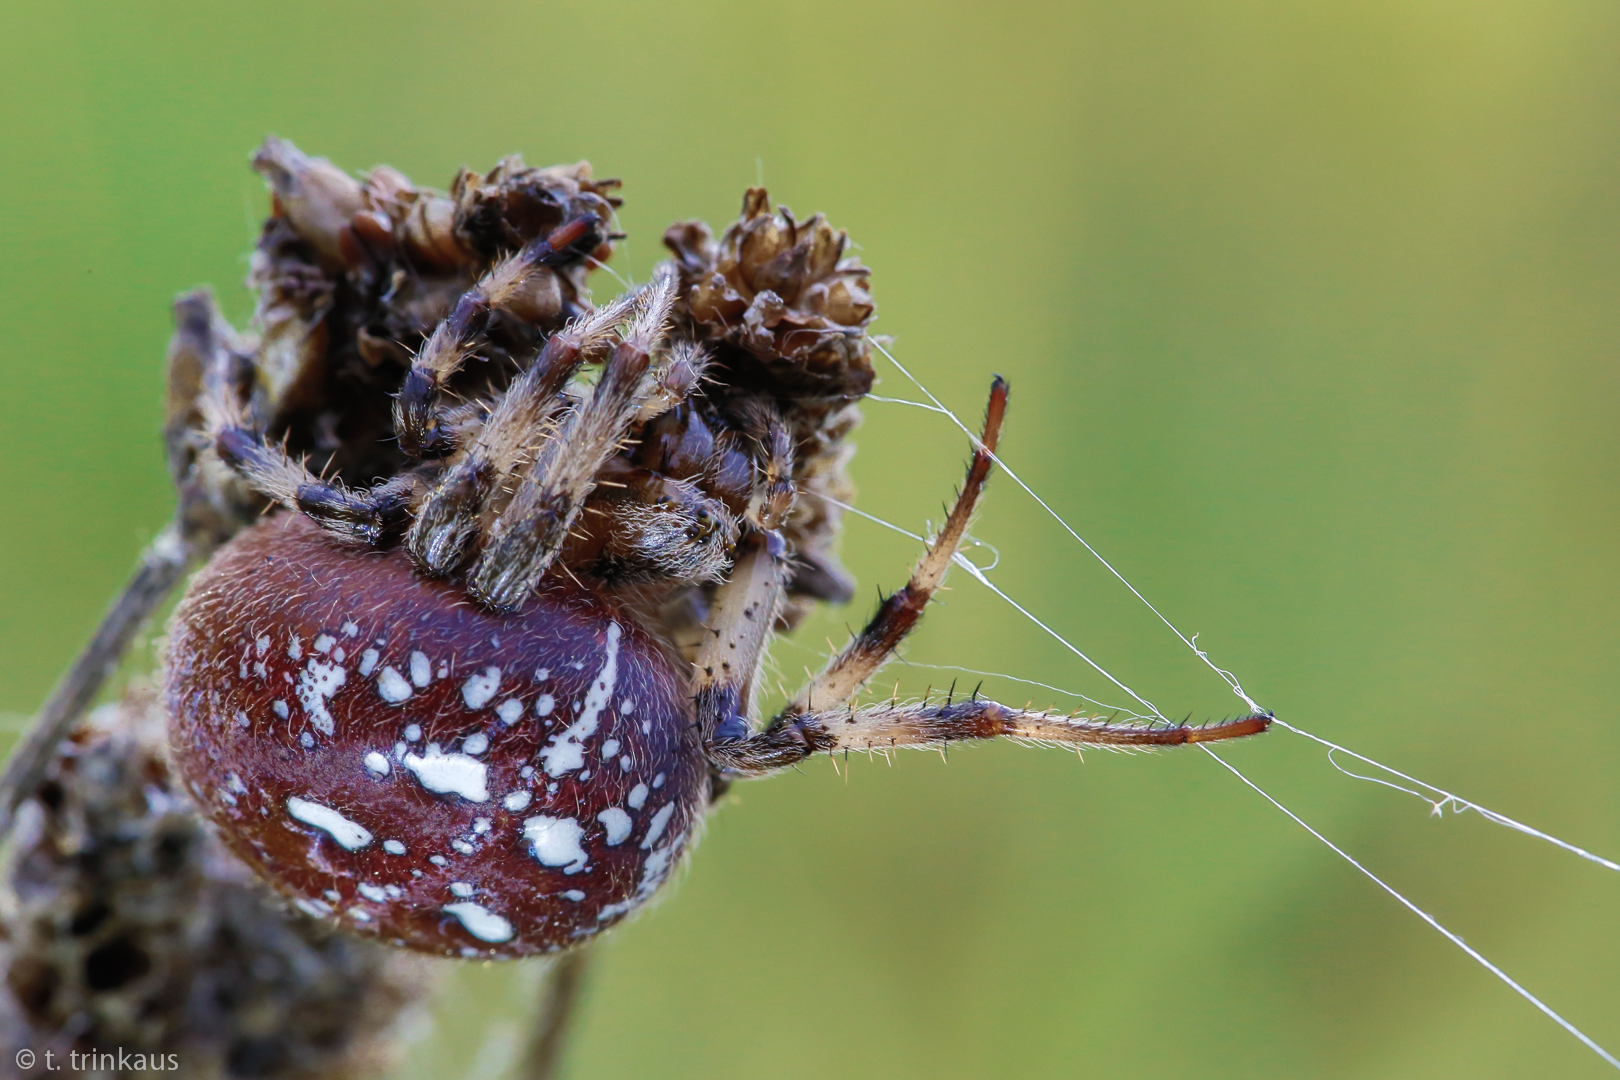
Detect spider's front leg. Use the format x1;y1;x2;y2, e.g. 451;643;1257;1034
405;294;634;573
393;212;606;458
468;269;680;611
700;377;1272;777
193;301;430;545
696;378;1005;773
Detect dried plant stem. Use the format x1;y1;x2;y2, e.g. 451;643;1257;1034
520;947;595;1080
0;520;191;836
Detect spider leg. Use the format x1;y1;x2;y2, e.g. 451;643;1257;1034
780;376;1007;717
197;313;428;545
467;269;679;611
691;530;790;746
394;213;605;459
747;413;796;532
581;464;740;585
405;295;634;573
709;700;1275;776
693;386;991;767
633;341;709;424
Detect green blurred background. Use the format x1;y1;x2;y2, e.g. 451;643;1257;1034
3;0;1618;1076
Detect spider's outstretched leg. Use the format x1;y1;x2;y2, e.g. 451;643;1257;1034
693;380;1001;766
468;270;679;611
406;293;635;573
394;213;605;458
786;375;1007;716
712;699;1273;775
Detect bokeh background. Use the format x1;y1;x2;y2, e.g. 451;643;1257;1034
3;1;1619;1076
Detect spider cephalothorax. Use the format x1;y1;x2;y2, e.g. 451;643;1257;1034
161;139;1270;959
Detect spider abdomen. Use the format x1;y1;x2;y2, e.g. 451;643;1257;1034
163;513;707;957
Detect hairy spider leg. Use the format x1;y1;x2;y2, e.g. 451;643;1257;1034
406;294;636;574
745;414;796;533
633;340;710;424
394;212;605;458
694;378;1001;771
721;701;1274;775
700;377;1273;775
691;530;789;746
786;376;1008;716
467;269;679;611
193;294;430;545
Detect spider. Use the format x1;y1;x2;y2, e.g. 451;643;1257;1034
1;138;1270;1068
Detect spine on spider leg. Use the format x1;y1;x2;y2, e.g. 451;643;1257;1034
395;214;604;459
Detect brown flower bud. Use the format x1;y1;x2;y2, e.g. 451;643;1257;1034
401;195;468;270
252;138;364;266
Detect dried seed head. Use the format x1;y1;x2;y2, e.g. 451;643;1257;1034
252;137;365;266
0;689;422;1073
664;187;875;398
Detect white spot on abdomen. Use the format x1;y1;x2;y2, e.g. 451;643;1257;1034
294;897;332;919
503;790;532;812
524;815;589;873
402;747;489;802
376;666;412;703
641;803;675;850
598;808;632;845
410;651;432;687
297;659;347;735
627;783;648;809
538;624;621;777
443;902;514;943
286;797;372;850
364;751;390;776
462;666;501;709
359;648;379;677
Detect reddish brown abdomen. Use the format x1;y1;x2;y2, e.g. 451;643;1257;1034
163;513;707;958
